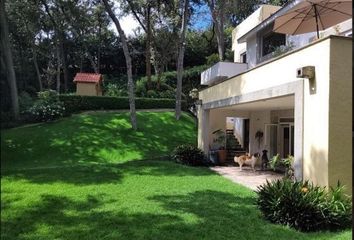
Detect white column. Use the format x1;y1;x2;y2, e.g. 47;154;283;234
198;105;210;153
294;81;304;180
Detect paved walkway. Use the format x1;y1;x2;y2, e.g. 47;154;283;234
210;166;283;191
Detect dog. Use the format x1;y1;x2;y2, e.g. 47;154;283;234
261;150;269;170
234;153;260;172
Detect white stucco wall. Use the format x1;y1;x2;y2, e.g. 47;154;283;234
246;36;258;69
249;111;271;154
232;5;281;63
199;36;352;194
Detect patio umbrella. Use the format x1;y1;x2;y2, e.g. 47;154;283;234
273;0;352;38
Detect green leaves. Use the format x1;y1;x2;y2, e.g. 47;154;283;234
172;144;206;166
256;179;352;232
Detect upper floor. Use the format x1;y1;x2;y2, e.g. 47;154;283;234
233;4;352;69
201;3;352;86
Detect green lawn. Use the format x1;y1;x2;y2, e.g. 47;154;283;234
1;111;351;240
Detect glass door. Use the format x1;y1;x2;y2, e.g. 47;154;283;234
280;123;294;158
264;124;278;159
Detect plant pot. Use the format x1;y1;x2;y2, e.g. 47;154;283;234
209;150;219;165
218;149;227;164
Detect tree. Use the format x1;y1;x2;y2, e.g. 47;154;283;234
207;0;226;61
102;0;137;130
0;0;19;120
41;0;69;92
175;0;189;120
206;0;265;61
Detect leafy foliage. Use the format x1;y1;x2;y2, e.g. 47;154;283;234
256;179;352;232
103;83;127;97
18;91;35;112
26;90;65;122
269;154;294;179
59;95;187;114
172;145;207;166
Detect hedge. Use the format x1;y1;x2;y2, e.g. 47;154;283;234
59;95;187;113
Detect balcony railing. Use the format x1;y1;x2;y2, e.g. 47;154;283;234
201;62;248;86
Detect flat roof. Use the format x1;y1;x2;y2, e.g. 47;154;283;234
238;0;301;43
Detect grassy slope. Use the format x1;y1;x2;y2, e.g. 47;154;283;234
1;111;351;240
1;111;196;170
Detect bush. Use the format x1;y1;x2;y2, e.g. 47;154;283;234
26;90;66;122
26;101;66;122
18;91;34;112
172;144;207;166
256;179;352;232
59;95;187;114
269;154;294;179
146;90;158;98
103;83;127;97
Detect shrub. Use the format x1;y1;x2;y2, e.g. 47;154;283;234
27;101;65;122
269;154;294;179
59;95;187;114
18;91;34;112
26;90;66;122
256;179;352;232
172;144;207;166
104;83;127;97
206;53;220;66
146;90;158;98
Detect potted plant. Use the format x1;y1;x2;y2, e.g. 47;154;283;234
212;129;227;164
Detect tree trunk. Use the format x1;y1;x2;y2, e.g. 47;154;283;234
80;54;83;72
146;5;152;90
102;0;137;130
0;0;19;120
32;48;43;91
216;6;224;61
59;36;68;92
87;51;99;73
175;0;189;120
97;11;102;73
210;0;225;61
56;43;61;93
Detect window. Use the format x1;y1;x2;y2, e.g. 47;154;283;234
262;32;286;56
240;52;247;63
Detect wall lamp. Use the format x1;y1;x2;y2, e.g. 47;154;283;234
296;66;316;94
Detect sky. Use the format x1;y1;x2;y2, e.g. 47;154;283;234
110;3;212;37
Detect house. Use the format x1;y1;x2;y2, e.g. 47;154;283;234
197;4;352;194
73;73;103;96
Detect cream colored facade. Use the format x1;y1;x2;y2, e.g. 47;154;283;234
76;82;102;96
198;36;352;195
232;5;281;63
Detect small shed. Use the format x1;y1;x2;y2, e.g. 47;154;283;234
73;73;103;96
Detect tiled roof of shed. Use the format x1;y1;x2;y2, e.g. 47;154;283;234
73;73;102;83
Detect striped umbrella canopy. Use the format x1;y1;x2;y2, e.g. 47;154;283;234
273;0;352;38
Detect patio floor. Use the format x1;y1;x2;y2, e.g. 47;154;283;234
210;166;283;191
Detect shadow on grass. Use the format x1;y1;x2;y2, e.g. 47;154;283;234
1;160;214;185
1;190;344;240
1;112;197;170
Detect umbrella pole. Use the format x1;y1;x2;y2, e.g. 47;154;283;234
314;4;320;39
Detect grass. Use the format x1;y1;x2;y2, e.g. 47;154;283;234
1;111;196;170
1;111;351;240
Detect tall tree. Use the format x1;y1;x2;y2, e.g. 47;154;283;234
102;0;137;130
175;0;189;120
206;0;226;61
0;0;19;120
41;0;69;92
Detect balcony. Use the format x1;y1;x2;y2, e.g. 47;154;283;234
200;62;248;86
